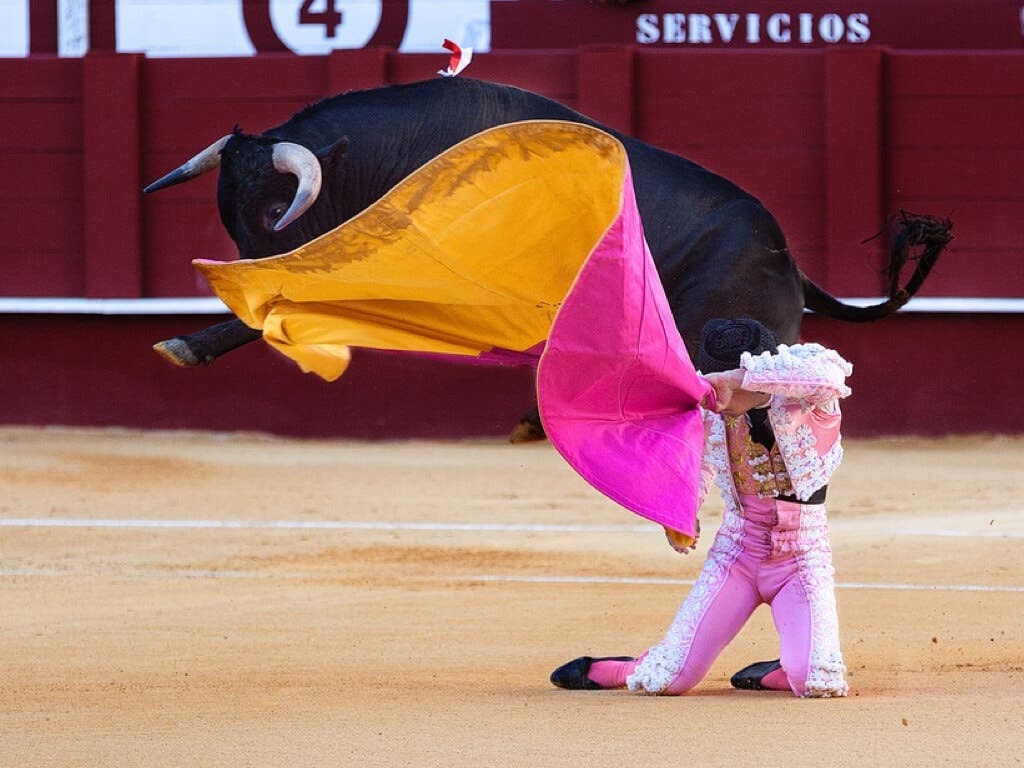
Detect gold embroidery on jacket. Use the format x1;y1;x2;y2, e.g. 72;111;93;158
724;415;795;498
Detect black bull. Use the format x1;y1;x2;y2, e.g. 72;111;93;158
145;77;951;439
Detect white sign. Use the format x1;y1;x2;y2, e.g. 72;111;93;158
58;0;90;56
270;0;381;53
0;0;489;58
114;0;488;56
117;0;256;57
402;0;489;51
635;12;871;45
0;1;29;57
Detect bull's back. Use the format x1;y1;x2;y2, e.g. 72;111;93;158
281;78;805;351
415;79;806;352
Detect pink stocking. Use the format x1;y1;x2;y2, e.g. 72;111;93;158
760;667;791;691
587;658;639;689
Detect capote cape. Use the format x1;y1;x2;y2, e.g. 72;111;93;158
196;120;713;542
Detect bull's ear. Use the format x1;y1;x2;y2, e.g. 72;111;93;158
315;136;349;164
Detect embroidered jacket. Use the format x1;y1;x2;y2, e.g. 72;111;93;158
630;342;853;697
698;343;853;520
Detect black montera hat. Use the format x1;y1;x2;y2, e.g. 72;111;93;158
699;318;779;373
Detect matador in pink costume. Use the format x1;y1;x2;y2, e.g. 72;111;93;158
551;318;852;698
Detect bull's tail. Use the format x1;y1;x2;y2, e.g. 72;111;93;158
802;211;953;322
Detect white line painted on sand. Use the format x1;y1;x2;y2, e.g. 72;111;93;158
0;518;649;533
2;566;1021;593
891;529;1024;539
4;518;1024;538
440;575;1024;593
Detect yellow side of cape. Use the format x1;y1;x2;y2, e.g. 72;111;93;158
195;121;627;381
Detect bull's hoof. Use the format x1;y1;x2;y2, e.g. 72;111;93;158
153;338;202;367
508;418;547;444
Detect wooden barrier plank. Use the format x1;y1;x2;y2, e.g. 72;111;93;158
386;52;579;106
634;50;826;281
888;51;1024;96
144;99;318;149
3;199;83;296
325;48;390;94
143;200;237;297
0;152;80;201
0;103;81;150
677;146;825;199
635;49;823;95
82;52;142;297
2;48;1019;308
889;97;1024;148
3;313;1020;436
29;0;58;54
0;58;83;296
577;45;635;135
823;47;884;295
88;0;116;51
142;56;325;100
0;59;79;98
890;147;1024;200
885;51;1024;299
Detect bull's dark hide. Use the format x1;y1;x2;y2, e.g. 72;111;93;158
147;77;950;395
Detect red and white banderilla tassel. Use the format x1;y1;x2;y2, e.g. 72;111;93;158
438;38;473;77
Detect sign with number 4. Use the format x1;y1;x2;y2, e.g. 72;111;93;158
270;0;382;53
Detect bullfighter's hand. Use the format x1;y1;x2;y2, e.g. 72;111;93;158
664;525;698;554
702;369;745;412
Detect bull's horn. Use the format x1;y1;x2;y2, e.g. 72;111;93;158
271;141;322;231
143;134;231;194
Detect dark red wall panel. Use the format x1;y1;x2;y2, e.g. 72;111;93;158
2;48;1021;301
0;314;539;439
2;312;1019;437
0;47;1021;438
634;50;828;281
387;51;579;106
82;52;143;297
886;52;1024;298
0;59;83;296
139;56;330;298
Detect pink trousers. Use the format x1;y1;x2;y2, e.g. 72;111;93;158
625;494;848;697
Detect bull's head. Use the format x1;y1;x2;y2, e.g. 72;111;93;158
145;129;349;260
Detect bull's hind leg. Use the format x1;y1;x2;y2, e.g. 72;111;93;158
509;406;545;443
153;318;261;367
664;200;804;362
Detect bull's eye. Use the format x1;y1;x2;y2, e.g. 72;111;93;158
262;202;288;231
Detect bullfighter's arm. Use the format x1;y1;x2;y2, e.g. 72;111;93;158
702;369;770;415
738;343;853;408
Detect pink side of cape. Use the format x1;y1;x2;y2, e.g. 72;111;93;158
536;167;713;538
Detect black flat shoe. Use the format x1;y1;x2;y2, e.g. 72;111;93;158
549;656;634;690
730;659;783;690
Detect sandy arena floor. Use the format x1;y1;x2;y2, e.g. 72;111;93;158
2;427;1023;767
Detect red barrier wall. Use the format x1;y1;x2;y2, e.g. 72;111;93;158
3;312;1021;437
2;47;1022;436
2;47;1022;299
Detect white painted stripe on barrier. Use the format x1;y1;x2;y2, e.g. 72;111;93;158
806;297;1024;314
0;297;229;315
1;297;1022;315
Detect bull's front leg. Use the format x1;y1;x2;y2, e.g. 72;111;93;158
153;318;262;367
